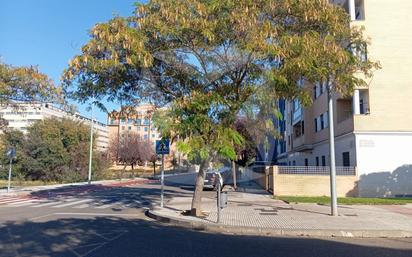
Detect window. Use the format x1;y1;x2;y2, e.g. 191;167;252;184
122;126;125;130
316;157;319;166
324;112;329;128
152;134;155;138
136;119;141;125
313;86;317;99
128;119;133;124
320;114;324;130
321;156;326;167
120;118;126;124
360;99;365;114
292;161;296;166
355;0;365;20
143;118;150;125
301;121;305;135
304;158;308;166
144;127;148;132
314;118;318;132
144;134;148;140
128;126;132;130
343;152;350;167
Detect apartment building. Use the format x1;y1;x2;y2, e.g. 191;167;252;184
0;102;109;152
276;0;412;197
107;104;162;146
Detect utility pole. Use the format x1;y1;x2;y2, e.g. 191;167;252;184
327;83;338;216
88;103;94;185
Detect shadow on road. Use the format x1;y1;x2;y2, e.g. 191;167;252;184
0;216;411;257
27;182;194;211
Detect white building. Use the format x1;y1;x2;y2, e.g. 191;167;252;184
0;103;109;152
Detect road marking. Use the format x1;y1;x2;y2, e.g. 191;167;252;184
31;198;77;208
7;200;41;207
54;212;140;217
73;203;91;209
52;199;94;208
95;201;121;209
0;198;30;204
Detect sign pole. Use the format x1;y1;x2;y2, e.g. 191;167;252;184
7;157;12;193
161;153;165;208
217;178;221;223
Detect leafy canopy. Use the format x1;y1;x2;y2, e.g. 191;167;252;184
63;0;378;162
0;62;61;106
0;118;106;182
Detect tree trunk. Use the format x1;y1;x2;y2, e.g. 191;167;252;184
232;160;237;190
131;163;135;178
121;165;126;181
190;157;211;216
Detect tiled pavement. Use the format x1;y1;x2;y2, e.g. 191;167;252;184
151;187;412;234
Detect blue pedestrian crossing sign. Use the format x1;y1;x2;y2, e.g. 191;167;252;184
156;139;170;155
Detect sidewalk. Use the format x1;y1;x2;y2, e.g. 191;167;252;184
148;184;412;238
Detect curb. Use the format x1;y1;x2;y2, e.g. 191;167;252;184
146;209;412;238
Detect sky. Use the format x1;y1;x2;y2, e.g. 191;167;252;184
0;0;138;123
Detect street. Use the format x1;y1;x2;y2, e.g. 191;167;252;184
0;182;411;257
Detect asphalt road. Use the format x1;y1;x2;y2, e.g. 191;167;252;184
0;182;412;257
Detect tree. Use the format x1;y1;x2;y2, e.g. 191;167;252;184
0;62;61;106
233;117;256;166
109;133;154;178
62;0;378;216
0;118;107;182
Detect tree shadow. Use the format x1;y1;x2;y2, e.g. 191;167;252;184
357;165;412;197
0;216;411;257
27;183;193;211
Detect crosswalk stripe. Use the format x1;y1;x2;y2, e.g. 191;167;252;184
73;203;91;209
52;199;93;208
95;202;120;209
8;200;41;207
31;198;76;208
0;199;31;205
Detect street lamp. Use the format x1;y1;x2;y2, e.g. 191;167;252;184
327;82;338;216
88;102;94;185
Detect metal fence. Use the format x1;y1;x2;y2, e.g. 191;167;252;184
276;166;356;176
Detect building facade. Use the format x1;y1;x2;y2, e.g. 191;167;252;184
276;0;412;197
0;103;109;152
107;104;162;146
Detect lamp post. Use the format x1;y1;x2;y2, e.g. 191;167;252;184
327;82;338;216
88;103;94;185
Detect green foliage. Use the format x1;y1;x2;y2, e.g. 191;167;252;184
0;61;61;105
0;118;108;182
63;0;379;166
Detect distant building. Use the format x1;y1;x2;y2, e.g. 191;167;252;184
0;102;109;152
107;104;162;146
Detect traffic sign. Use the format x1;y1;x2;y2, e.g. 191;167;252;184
6;147;16;159
156;139;170;155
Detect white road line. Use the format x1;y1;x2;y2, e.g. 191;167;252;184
7;199;40;206
73;203;91;209
0;198;30;204
52;199;93;208
95;201;121;209
31;198;77;208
